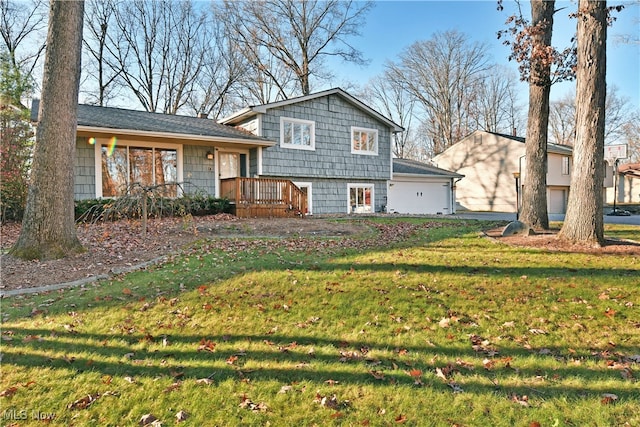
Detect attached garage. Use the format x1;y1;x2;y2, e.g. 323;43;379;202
548;187;568;214
388;159;464;215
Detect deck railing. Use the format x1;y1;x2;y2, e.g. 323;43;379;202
220;177;307;218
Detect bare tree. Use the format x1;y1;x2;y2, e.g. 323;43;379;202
186;11;251;119
361;75;416;159
548;92;576;146
82;0;122;106
0;0;47;106
162;1;207;114
559;0;608;246
621;110;640;162
469;66;524;134
103;0;206;113
10;0;85;260
387;30;490;154
549;86;634;146
220;0;373;99
602;86;636;144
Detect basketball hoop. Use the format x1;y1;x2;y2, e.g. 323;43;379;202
604;144;628;214
604;143;628;165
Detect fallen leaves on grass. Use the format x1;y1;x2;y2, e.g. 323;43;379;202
68;391;119;410
163;381;182;393
0;386;18;397
339;350;362;362
395;414;408;423
139;413;161;426
197;339;216;352
406;369;423;386
239;394;268;412
511;394;530;407
314;393;350;410
175;410;189;422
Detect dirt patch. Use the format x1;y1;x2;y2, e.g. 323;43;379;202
485;227;640;255
0;214;366;293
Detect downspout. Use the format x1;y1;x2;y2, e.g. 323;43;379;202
452;177;463;214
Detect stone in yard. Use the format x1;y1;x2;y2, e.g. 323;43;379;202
501;221;533;237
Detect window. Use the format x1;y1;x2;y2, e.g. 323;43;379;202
351;127;378;155
280;117;315;150
348;184;374;213
562;156;570;175
101;145;178;197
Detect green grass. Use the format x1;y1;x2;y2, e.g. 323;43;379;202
1;219;639;426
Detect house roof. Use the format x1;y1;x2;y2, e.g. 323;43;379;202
220;88;404;133
30;100;275;146
619;162;640;179
481;131;573;155
393;158;464;179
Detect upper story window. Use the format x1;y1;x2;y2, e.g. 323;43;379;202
280;117;315;150
562;156;570;175
351;127;378;155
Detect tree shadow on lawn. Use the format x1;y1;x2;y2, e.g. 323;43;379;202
3;327;638;401
6;254;636;320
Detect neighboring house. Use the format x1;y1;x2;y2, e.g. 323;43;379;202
31;88;404;216
433;130;614;214
220;88;403;215
388;158;463;215
607;163;640;204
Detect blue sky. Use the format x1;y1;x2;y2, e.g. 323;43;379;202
332;0;640;109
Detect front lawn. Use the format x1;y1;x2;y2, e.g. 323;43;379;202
1;219;638;426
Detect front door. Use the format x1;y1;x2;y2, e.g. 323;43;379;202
219;152;240;179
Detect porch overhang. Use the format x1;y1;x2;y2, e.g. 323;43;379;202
76;125;276;149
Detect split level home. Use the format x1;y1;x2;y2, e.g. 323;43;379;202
31;88;461;217
433;130;614;214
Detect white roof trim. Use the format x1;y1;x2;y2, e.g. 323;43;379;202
221;88;404;133
76;125;276;147
393;172;464;179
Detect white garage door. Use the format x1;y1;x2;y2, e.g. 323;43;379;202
548;189;567;214
389;181;450;215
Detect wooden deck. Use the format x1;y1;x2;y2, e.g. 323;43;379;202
220;177;307;218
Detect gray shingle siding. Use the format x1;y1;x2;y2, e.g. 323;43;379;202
264;176;387;215
259;95;392;181
183;145;215;195
74;138;96;200
249;148;259;176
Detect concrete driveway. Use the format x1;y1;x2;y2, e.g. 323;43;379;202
451;211;640;225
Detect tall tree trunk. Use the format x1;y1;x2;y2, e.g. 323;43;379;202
10;0;85;260
520;0;554;230
559;0;607;246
